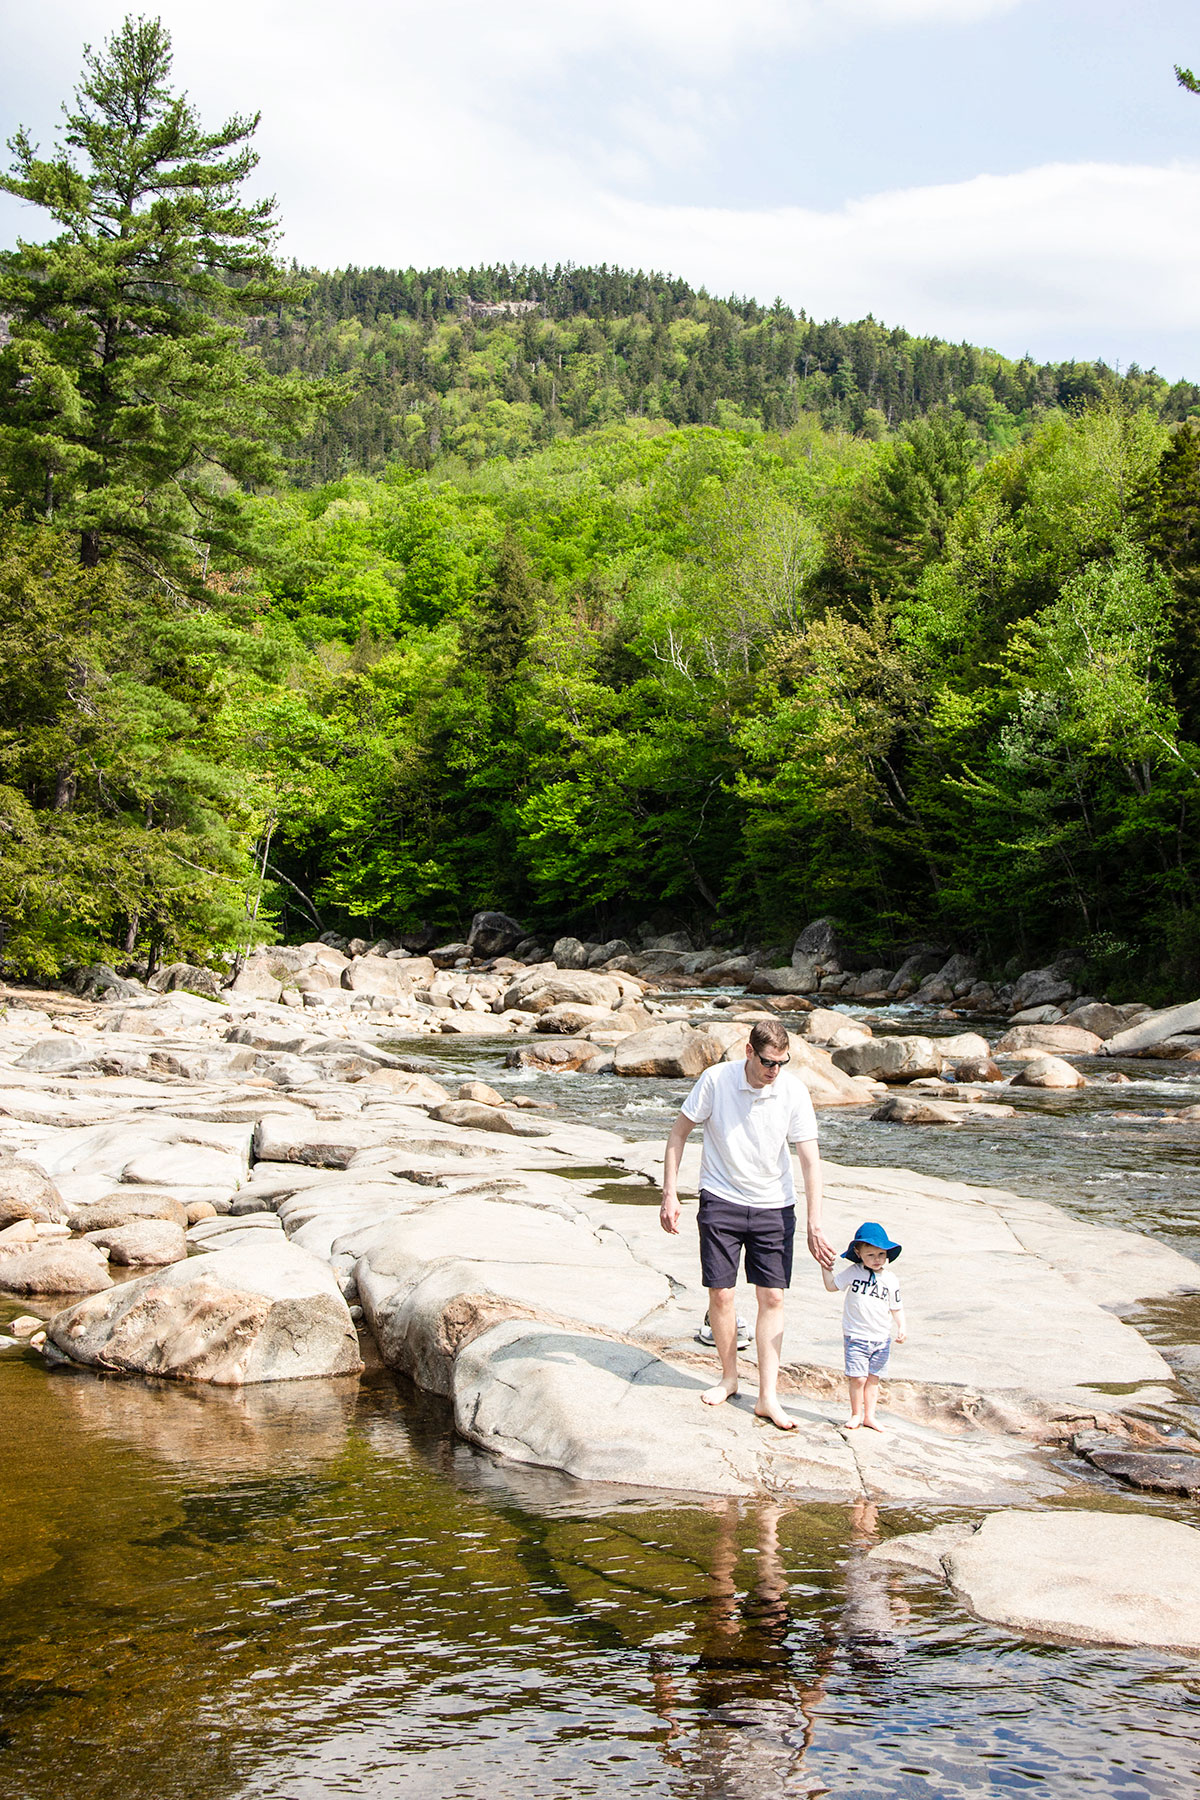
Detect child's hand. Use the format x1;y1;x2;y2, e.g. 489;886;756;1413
895;1329;907;1344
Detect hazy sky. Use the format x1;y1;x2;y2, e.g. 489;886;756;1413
3;0;1200;376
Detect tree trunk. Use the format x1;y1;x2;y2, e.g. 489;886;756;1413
80;529;102;567
53;768;77;811
124;912;140;955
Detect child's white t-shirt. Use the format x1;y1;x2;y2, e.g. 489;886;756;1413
833;1260;901;1343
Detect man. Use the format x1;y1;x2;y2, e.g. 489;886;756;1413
659;1019;833;1431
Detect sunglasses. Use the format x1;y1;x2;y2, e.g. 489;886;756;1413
755;1052;790;1070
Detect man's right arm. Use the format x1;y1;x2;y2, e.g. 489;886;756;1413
660;1112;695;1235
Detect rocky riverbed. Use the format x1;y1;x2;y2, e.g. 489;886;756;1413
4;929;1200;1656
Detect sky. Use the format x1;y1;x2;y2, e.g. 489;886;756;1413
3;0;1200;377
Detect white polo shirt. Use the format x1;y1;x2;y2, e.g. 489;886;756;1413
681;1061;818;1210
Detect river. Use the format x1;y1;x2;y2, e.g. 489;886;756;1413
2;997;1199;1796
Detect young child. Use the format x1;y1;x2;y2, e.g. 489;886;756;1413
822;1220;906;1432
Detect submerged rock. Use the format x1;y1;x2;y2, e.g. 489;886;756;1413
943;1510;1200;1651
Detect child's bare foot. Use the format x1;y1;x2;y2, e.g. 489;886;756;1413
701;1378;738;1406
862;1418;886;1434
754;1401;797;1432
844;1414;863;1430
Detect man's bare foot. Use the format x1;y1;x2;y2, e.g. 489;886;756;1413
844;1414;863;1430
754;1402;797;1432
702;1378;738;1406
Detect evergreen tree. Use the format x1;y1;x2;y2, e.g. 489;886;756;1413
0;15;326;579
1142;421;1200;735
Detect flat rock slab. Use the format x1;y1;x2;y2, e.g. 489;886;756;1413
29;1116;254;1183
944;1510;1200;1651
83;1219;188;1265
454;1318;862;1497
1076;1442;1200;1496
47;1239;362;1385
252;1113;394;1168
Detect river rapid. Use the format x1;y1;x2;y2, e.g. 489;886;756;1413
3;996;1199;1797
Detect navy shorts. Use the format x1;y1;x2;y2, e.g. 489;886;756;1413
697;1191;795;1290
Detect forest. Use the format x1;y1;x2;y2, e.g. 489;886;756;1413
3;19;1200;998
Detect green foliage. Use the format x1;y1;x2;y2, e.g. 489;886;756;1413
0;16;330;580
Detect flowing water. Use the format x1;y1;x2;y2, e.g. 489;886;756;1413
4;998;1200;1795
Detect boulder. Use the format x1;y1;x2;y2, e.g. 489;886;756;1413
885;948;946;995
847;967;895;997
748;965;815;995
504;1038;603;1073
227;963;284;1003
428;942;472;968
1061;1001;1148;1039
786;1037;881;1107
1008;968;1078;1012
0;1162;68;1227
520;972;622;1013
831;1035;945;1082
796;1008;872;1049
993;1023;1102;1056
642;931;692;953
427;1101;550;1138
953;1057;1004;1083
551;936;591;970
1104;999;1200;1057
72;961;144;1000
252;1115;385;1169
943;1510;1200;1651
47;1240;363;1384
458;1081;507;1107
466;911;526;958
936;1032;992;1062
0;1240;113;1294
1008;1004;1064;1025
792;917;839;964
587;938;633;967
705;955;760;986
148;962;224;997
69;1193;189;1230
357;1069;449;1105
612;1024;727;1079
534;1002;618;1036
83;1220;188;1266
1011;1056;1087;1090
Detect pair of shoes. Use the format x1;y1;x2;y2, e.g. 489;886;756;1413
696;1310;752;1350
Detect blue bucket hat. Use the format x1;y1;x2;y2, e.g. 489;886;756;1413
842;1220;902;1262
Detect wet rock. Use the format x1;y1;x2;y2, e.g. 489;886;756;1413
1011;1056;1087;1090
993;1023;1102;1056
427;1101;550;1137
612;1023;727;1079
70;1193;189;1230
47;1240;363;1384
943;1510;1200;1651
84;1220;188;1266
954;1057;1004;1083
504;1038;603;1073
466;910;526;958
831;1035;945;1082
0;1161;68;1227
0;1240;113;1294
1073;1435;1200;1495
867;1522;979;1578
871;1095;1016;1124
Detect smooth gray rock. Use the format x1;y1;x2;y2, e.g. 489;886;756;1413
427;1101;550;1137
1105;998;1200;1057
48;1240;362;1384
1010;1056;1087;1090
832;1035;945;1081
252;1114;386;1168
1061;1001;1147;1039
704;955;760;986
994;1023;1102;1056
467;910;526;958
943;1510;1200;1651
868;1523;979;1578
1009;969;1079;1011
14;1037;95;1073
504;1038;601;1072
885;949;946;994
70;1193;189;1230
612;1023;726;1078
0;1240;113;1294
84;1220;188;1265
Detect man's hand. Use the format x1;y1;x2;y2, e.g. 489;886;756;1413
806;1223;835;1269
660;1193;681;1235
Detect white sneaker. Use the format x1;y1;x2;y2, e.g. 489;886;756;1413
696;1311;752;1350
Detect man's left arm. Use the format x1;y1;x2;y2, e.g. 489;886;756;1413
794;1138;834;1268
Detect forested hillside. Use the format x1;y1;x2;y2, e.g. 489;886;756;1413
253;263;1200;482
4;22;1200;999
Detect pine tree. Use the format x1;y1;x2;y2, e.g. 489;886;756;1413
1142;420;1200;735
0;15;329;580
